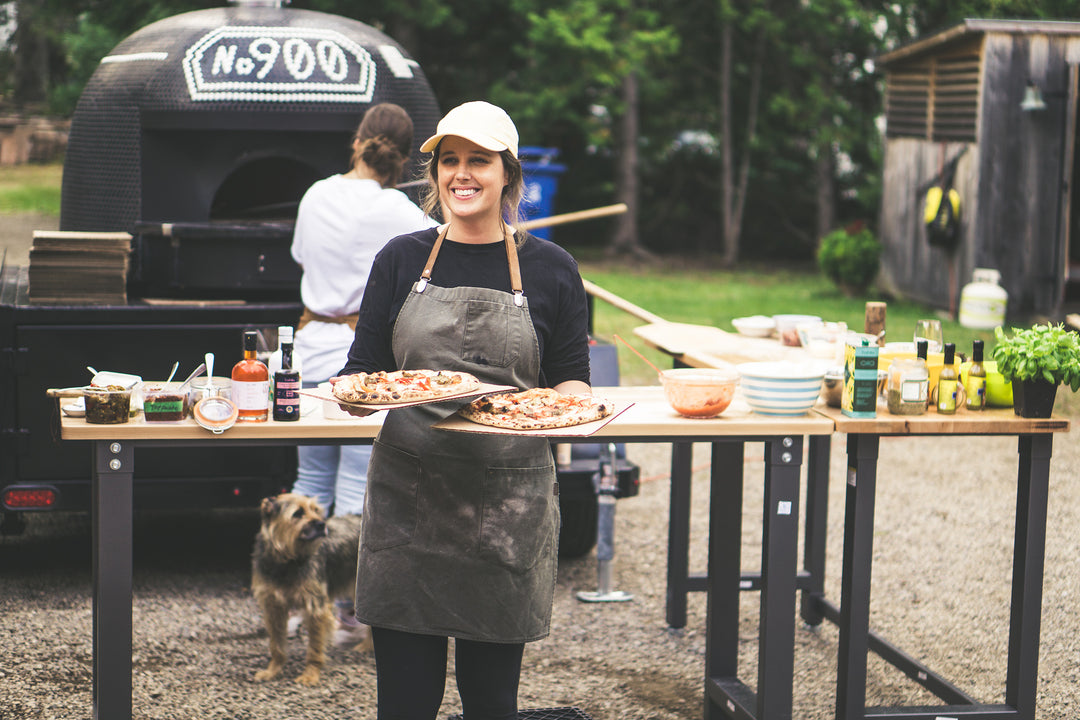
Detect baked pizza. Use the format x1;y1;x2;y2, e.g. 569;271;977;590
332;369;482;405
459;388;613;430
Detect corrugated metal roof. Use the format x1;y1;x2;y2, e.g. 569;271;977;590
877;18;1080;67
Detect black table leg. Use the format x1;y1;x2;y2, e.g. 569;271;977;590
1006;434;1053;720
705;441;745;719
755;435;803;720
667;441;693;629
835;432;880;720
801;434;831;626
92;440;134;720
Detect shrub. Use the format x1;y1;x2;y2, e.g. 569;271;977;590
816;226;881;295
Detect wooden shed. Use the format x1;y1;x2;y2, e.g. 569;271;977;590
876;19;1080;322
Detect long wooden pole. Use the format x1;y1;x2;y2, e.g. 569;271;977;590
520;203;627;230
581;277;666;326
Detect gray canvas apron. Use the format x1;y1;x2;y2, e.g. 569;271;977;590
354;226;559;643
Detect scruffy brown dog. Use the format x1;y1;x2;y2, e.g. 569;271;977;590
251;493;368;685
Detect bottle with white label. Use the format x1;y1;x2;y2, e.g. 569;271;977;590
232;331;269;422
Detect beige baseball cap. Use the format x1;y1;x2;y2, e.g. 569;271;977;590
419;101;519;158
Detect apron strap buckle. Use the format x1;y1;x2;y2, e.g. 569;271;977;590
513;290;524;307
416;278;429;293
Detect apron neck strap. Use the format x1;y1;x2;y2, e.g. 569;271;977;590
418;224;525;306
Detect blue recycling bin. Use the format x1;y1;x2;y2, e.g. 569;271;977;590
519;146;566;240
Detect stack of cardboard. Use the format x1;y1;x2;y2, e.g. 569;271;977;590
28;231;133;305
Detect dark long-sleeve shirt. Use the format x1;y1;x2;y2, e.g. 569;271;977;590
340;228;591;388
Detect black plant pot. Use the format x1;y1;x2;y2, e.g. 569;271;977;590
1012;379;1059;418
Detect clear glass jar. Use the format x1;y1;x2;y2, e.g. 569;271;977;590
886;357;928;415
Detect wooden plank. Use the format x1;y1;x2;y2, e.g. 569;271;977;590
632;322;813;365
58;385;836;441
32;230;132;241
814;403;1068;435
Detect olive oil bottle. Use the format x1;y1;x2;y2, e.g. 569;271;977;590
965;339;987;411
936;343;959;414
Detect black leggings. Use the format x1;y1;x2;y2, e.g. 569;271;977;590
371;626;524;720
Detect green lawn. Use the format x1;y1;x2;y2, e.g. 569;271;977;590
0;163;63;215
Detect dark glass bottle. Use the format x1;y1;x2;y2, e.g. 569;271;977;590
273;326;301;422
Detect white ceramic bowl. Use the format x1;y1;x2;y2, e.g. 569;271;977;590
736;361;828;415
731;315;775;338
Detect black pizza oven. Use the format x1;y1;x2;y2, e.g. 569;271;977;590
2;1;633;555
1;0;443;533
60;0;441;300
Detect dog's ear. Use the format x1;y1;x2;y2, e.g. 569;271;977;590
260;496;281;519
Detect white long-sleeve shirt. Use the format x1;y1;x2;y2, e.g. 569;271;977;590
291;175;436;381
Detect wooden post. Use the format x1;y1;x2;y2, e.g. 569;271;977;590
864;302;887;346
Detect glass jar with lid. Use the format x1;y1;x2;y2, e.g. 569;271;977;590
886;341;929;415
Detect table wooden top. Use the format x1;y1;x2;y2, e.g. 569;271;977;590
813;403;1069;435
59;385;1068;441
58;386;835;441
633;321;815;368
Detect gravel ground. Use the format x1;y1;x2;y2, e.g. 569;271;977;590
2;399;1080;720
2;216;1079;718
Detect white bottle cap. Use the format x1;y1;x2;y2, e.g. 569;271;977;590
278;326;293;344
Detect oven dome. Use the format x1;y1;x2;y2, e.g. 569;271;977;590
60;4;441;232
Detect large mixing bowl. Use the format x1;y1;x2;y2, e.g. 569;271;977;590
659;367;739;418
737;361;827;415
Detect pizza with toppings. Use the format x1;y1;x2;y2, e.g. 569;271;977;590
458;388;613;430
332;369;482;405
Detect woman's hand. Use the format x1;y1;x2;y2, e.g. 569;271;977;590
553;379;592;396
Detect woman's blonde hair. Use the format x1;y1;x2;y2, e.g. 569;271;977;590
419;143;526;242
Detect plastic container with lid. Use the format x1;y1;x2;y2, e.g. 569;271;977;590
959;268;1008;329
84;386;133;424
142;382;191;422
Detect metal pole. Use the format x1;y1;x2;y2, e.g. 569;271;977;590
577;443;633;603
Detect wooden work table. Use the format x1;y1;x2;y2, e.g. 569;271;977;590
60;385;832;720
57;382;1071;720
810;402;1068;720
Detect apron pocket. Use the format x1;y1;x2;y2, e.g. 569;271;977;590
479;464;557;574
362;439;421;552
461;300;521;368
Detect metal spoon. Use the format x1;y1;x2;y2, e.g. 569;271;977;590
177;362;206;391
165;361;180;384
204;353;215;390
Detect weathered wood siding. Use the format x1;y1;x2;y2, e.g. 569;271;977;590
880;28;1078;321
878;138;977;312
976;32;1071;319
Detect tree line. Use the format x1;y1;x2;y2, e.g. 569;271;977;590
1;0;1076;260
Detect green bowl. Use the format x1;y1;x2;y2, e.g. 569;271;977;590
960;360;1013;407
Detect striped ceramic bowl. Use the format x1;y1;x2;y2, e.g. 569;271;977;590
736;361;828;416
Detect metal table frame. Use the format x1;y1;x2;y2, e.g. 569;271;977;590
64;388;834;720
807;408;1067;720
